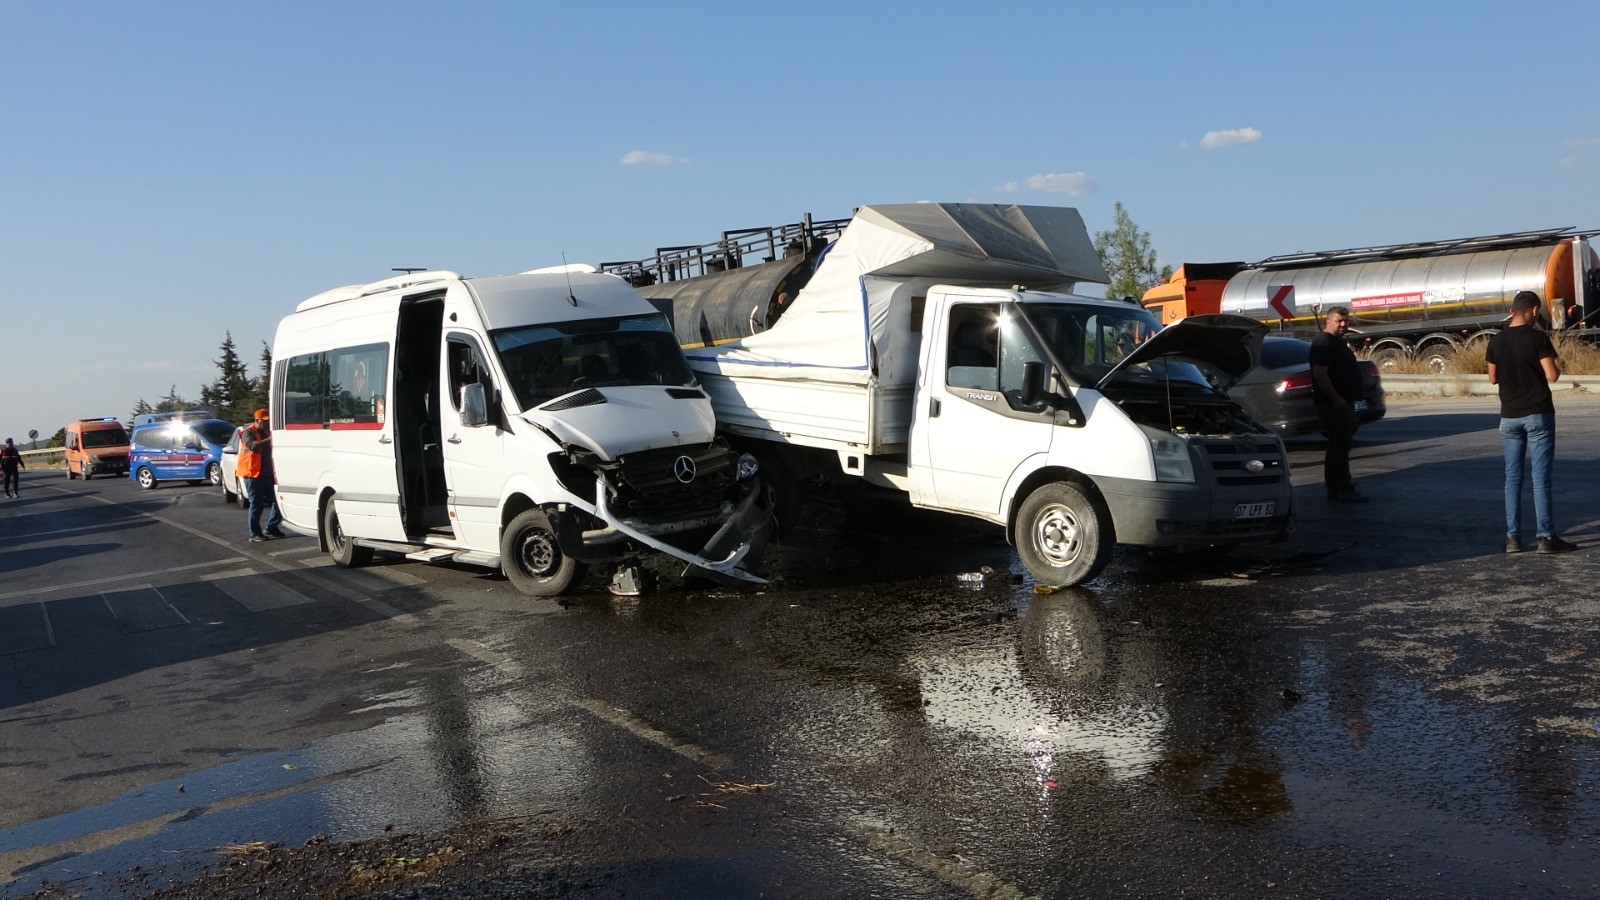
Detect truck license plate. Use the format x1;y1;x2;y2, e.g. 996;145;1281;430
1233;501;1275;520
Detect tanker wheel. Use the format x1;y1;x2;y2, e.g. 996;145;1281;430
1368;346;1409;373
1015;482;1113;588
1418;344;1455;374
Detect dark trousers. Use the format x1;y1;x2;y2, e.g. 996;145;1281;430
1318;405;1358;495
245;476;282;537
2;468;17;496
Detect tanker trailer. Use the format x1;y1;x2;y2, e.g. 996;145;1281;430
601;214;848;349
1144;228;1599;371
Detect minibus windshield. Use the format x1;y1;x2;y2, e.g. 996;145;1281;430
492;314;697;406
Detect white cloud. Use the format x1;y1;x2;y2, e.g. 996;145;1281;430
998;171;1100;194
1564;138;1600;148
620;150;685;166
1561;154;1587;169
995;181;1020;193
1199;128;1261;150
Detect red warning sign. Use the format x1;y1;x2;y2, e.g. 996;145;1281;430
1267;284;1296;320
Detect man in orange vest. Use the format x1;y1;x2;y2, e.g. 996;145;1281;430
239;408;284;542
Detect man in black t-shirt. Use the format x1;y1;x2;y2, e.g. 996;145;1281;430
1309;306;1367;503
1486;291;1577;554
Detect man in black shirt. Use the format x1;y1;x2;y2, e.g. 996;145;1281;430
1309;306;1367;503
1486;291;1577;554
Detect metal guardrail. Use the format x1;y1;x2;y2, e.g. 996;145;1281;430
17;447;65;465
1380;374;1599;397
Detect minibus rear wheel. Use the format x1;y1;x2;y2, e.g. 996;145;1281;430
323;497;373;567
502;509;587;596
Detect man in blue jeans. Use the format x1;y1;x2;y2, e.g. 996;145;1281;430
239;408;285;543
1487;291;1577;554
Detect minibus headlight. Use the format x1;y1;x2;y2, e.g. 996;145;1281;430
1139;425;1195;484
736;453;760;481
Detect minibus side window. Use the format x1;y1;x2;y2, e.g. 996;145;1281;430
284;353;329;427
328;344;389;426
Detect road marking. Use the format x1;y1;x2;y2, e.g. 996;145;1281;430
850;820;1041;900
444;638;523;675
0;604;55;655
0;763;376;887
0;558;246;601
442;638;731;769
201;569;316;612
570;697;731;769
101;586;190;633
40;486;420;626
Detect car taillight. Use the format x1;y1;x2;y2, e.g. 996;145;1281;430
1277;374;1314;393
1359;361;1380;377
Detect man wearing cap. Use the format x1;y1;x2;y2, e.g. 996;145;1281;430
238;409;284;542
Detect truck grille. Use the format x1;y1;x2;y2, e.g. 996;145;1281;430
1193;437;1287;487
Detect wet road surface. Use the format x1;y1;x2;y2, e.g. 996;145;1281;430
2;396;1598;898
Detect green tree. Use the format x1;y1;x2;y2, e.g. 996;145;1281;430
245;341;273;415
49;427;66;448
156;385;191;414
203;332;253;422
131;397;154;421
1093;202;1172;302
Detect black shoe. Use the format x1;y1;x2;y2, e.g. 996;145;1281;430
249;535;268;543
1506;536;1524;554
1537;535;1579;554
1329;489;1369;504
265;529;287;538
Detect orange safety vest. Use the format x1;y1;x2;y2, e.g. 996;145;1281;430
237;425;263;478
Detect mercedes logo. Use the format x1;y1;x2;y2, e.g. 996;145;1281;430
673;456;697;484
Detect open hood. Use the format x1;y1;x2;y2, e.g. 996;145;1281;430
1095;313;1268;391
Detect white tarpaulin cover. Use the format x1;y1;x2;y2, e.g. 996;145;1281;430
683;204;1109;386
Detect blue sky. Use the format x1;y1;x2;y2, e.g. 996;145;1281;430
3;1;1597;442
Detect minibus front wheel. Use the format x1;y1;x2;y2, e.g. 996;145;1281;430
502;509;587;597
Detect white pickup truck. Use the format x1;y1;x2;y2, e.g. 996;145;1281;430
618;204;1294;586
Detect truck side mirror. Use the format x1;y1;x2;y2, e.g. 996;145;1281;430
1019;361;1047;408
460;383;489;427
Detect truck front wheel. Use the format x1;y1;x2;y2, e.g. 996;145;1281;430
501;509;587;597
1016;482;1112;587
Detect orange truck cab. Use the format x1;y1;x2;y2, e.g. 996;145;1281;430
1142;262;1247;326
64;417;131;480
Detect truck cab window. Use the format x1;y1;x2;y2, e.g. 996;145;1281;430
946;305;999;390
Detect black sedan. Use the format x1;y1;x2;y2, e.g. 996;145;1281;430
1228;336;1386;438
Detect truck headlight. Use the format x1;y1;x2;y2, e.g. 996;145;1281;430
736;453;760;481
1140;425;1195;484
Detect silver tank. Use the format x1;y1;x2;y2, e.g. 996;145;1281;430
1219;244;1565;334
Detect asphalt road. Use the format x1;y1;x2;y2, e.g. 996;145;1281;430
2;395;1598;899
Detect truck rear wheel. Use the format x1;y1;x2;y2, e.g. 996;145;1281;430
501;509;587;596
1016;482;1112;587
323;497;373;568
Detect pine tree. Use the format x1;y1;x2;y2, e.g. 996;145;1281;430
1093;202;1172;302
246;341;273;415
131;397;154;421
156;386;190;413
209;332;252;422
